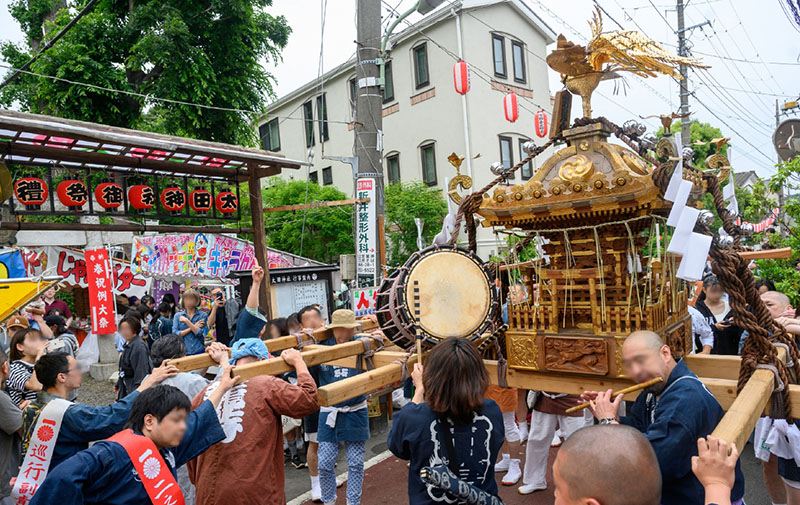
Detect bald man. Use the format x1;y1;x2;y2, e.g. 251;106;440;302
552;424;661;505
581;330;744;505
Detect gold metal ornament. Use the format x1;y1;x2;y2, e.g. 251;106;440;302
558;154;595;183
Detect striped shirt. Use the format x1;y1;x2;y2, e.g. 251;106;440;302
6;360;36;406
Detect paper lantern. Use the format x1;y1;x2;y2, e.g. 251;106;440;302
453;60;470;95
14;177;48;210
56;179;88;211
215;191;238;214
128;185;155;213
189;189;213;215
504;92;518;123
94;182;124;211
534;110;549;138
160;186;186;216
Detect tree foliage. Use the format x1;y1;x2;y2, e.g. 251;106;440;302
384;181;447;267
1;0;291;146
259;178;354;264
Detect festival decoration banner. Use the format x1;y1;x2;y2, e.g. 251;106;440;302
352;287;378;318
23;247;151;298
131;233;294;279
0;250;26;279
84;248;117;334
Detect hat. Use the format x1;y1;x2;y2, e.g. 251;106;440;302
7;316;29;330
326;309;360;330
229;338;271;365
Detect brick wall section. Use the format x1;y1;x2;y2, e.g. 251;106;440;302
410;88;436;105
491;80;533;98
382;103;399;117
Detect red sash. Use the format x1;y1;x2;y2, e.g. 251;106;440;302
108;429;185;505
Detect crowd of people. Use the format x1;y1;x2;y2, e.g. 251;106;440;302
0;259;798;505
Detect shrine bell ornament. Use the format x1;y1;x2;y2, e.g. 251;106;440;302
534;110;549;138
215;191;238;214
128;184;155;213
453;60;470;95
160;186;187;216
504;92;518;123
94;181;124;212
56;179;89;211
14;176;49;210
189;188;213;215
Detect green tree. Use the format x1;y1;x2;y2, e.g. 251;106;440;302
259;178;354;264
657;121;728;168
384;181;447;267
1;0;290;146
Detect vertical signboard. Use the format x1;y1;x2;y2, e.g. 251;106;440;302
355;178;377;287
84;248;117;334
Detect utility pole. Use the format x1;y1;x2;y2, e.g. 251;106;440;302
354;0;384;288
676;0;691;147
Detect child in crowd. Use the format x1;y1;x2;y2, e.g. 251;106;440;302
6;328;46;407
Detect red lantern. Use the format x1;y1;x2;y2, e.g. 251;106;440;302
189;189;213;215
453;60;470;95
94;182;124;211
215;191;238;214
14;177;48;210
56;179;88;211
128;185;155;213
534;110;549;138
504;92;518;123
160;186;186;216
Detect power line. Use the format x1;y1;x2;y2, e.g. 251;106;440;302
725;0;786;95
0;0;100;90
657;42;800;65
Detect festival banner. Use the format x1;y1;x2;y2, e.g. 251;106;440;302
355;178;377;287
131;233;295;279
352;287;379;318
85;249;117;334
0;250;26;279
23;247;151;299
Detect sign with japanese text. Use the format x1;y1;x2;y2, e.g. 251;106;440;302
23;247;151;299
352;286;378;318
355;178;376;287
85;248;117;334
131;233;294;279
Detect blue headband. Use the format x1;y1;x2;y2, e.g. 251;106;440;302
229;338;270;365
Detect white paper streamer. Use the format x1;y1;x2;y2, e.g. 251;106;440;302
664;133;684;202
667;207;700;255
666;180;694;227
676;233;712;281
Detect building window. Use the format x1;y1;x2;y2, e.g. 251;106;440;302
384;60;395;103
316;94;329;142
499;136;514;179
413;43;429;89
259;118;280;152
512;40;526;83
309;171;318;184
519;138;533;179
322;166;333;185
386;153;400;184
303;101;315;147
492;34;506;77
349;77;357;116
421;143;436;186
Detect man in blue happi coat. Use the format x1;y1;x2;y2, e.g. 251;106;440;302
21;352;179;470
582;330;745;505
30;366;238;505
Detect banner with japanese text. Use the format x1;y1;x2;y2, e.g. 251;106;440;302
352;286;378;318
84;249;117;334
23;247;151;298
355;178;376;287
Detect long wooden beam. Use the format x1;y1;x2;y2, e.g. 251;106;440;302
263;198;369;213
0;221;253;234
683;354;742;381
232;341;369;383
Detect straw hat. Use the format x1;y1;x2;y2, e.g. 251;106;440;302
327;309;360;330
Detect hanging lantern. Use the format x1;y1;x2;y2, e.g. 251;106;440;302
215;191;238;214
14;177;48;211
453;60;470;95
56;179;88;211
160;186;186;216
504;92;518;123
534;110;549;138
94;181;124;211
189;188;213;215
128;184;155;213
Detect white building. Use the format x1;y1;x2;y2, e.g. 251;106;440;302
259;0;556;259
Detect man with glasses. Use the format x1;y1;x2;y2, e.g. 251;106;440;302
581;330;745;505
19;353;178;472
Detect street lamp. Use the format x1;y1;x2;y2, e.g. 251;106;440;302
379;0;445;88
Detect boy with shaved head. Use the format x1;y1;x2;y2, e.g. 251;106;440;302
581;330;744;505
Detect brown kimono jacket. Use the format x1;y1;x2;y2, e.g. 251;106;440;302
187;372;318;505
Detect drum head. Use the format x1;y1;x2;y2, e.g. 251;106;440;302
403;249;492;339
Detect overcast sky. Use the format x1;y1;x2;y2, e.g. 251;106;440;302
2;0;798;178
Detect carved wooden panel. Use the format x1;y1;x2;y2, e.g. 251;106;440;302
543;336;608;375
507;333;539;370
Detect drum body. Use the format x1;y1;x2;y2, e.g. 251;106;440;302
376;245;498;349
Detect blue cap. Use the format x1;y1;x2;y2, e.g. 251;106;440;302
229;338;271;365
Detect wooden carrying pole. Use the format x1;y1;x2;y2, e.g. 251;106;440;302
564;377;663;413
318;354;419;407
